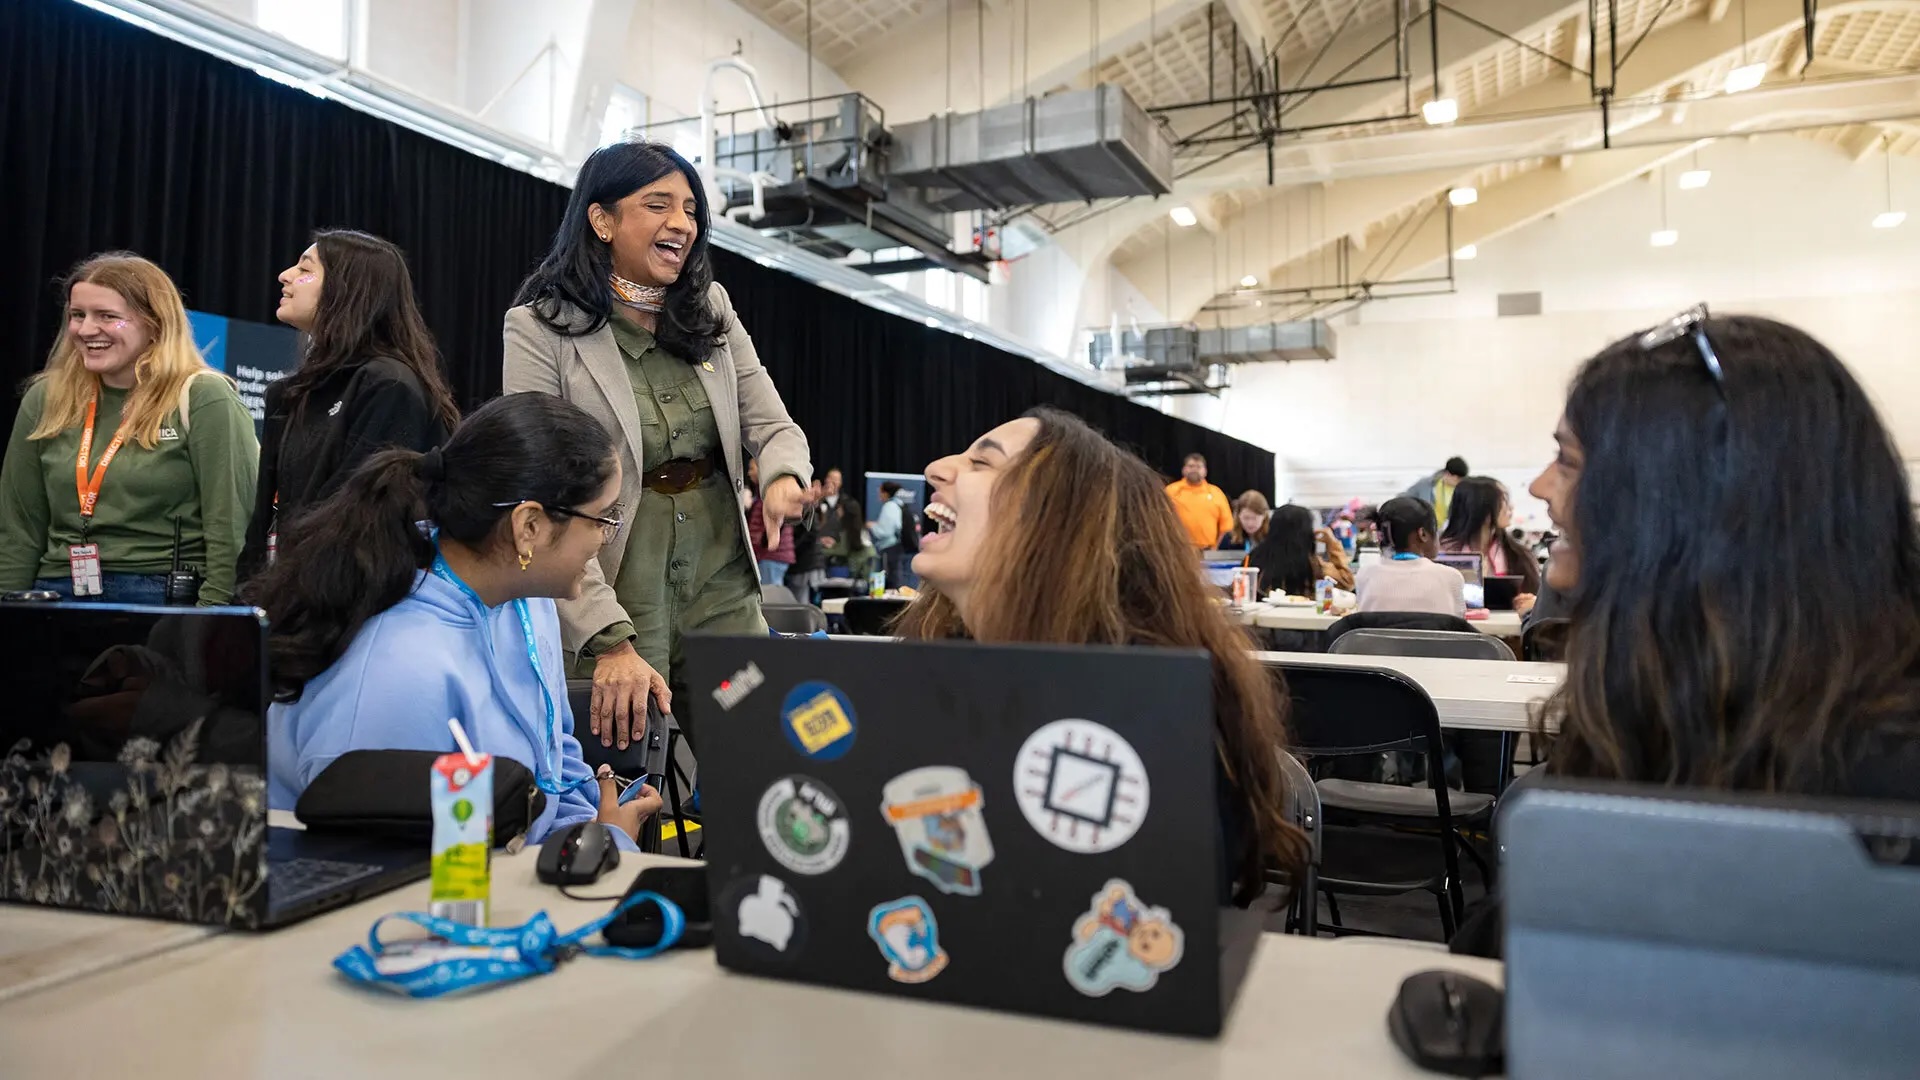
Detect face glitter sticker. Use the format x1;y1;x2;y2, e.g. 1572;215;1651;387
780;681;857;760
867;896;948;983
1012;719;1150;853
756;774;850;875
879;766;994;896
1062;879;1184;997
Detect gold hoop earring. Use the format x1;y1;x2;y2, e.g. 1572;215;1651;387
517;550;532;572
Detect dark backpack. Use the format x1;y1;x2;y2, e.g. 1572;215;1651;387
897;500;920;554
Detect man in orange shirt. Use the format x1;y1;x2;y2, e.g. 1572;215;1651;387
1165;453;1235;549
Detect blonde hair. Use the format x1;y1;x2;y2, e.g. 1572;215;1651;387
30;253;216;450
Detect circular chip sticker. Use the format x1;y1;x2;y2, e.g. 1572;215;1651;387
719;873;808;965
781;681;857;760
1012;719;1150;853
757;774;852;874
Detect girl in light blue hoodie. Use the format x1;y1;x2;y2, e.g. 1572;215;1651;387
253;392;660;849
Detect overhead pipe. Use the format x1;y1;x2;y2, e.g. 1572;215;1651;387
698;56;782;208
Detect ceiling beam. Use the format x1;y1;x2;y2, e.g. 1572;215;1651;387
1707;0;1735;22
1217;0;1279;55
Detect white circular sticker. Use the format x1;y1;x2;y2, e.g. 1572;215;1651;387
1012;719;1150;853
756;774;851;875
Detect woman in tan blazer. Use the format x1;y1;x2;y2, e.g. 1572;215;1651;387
504;142;811;770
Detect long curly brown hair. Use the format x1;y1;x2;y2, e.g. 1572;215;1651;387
895;407;1309;900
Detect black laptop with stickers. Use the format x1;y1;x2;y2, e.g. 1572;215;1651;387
685;634;1263;1037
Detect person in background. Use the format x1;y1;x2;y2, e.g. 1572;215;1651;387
1398;456;1469;531
504;141;812;765
816;467;862;574
1438;476;1541;603
0;253;256;604
1220;490;1271;551
897;408;1309;904
1354;497;1465;616
1247;504;1354;597
785;477;829;603
871;481;918;589
1530;311;1920;798
1166;452;1234;550
256;393;660;850
240;230;459;581
744;458;796;587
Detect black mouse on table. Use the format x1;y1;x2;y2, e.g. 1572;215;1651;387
535;820;621;886
1387;968;1504;1078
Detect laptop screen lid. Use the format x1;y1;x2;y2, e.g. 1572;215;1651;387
686;634;1247;1036
0;602;272;927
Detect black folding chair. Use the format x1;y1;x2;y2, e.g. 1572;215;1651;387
1268;661;1491;939
1521;617;1570;662
1267;748;1323;936
565;680;672;854
842;597;911;636
1325;611;1476;649
762;602;829;635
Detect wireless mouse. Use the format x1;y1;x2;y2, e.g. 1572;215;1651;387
535;820;620;886
1386;968;1504;1078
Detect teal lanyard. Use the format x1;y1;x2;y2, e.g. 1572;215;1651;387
1390;552;1421;561
429;551;590;797
333;892;685;998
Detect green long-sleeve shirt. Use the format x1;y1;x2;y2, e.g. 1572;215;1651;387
0;375;259;603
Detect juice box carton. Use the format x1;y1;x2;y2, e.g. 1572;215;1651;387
429;752;493;925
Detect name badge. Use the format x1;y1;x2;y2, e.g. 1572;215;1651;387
69;544;103;597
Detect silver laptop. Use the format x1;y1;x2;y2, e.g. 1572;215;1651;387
0;601;429;929
1504;781;1920;1080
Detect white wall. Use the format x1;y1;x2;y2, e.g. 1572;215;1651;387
1164;135;1920;522
622;0;847;126
363;0;462;105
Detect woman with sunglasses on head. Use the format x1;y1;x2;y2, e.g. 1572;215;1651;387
0;253;256;604
895;408;1310;903
505;142;811;769
239;230;459;583
1452;310;1920;957
1531;309;1920;799
255;393;660;849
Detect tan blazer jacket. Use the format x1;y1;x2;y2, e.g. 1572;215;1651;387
502;282;813;652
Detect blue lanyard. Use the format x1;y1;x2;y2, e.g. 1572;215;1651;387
429;552;590;797
333;891;685;998
1390;552;1421;561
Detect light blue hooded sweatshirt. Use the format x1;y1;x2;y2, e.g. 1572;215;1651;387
268;568;633;850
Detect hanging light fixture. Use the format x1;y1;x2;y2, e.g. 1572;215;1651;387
1724;0;1767;93
1239;274;1260;288
1678;149;1712;190
1874;138;1907;229
1650;167;1678;246
1169;205;1198;227
1454;244;1478;260
1448;186;1479;206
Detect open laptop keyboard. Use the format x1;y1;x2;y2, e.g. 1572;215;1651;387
271;857;382;906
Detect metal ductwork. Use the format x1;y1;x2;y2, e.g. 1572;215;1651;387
1197;320;1337;363
890;85;1174;212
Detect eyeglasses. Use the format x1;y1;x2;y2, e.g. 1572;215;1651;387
491;501;624;543
1637;303;1723;384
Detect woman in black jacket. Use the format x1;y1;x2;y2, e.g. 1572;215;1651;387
238;231;459;581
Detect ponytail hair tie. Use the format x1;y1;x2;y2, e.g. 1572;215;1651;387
418;447;446;482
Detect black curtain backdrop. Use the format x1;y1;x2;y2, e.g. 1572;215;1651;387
2;0;1274;498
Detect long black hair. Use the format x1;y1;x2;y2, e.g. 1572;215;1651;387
250;393;616;701
1440;477;1540;591
280;230;460;430
1246;504;1320;597
513;142;726;363
1544;314;1920;793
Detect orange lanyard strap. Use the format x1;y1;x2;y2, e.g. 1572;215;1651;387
75;397;132;520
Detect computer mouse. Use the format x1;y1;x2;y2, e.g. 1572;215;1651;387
535;821;621;886
1386;969;1504;1078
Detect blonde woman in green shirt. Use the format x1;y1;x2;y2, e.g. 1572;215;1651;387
0;253;257;604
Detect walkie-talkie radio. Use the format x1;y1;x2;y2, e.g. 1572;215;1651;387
164;517;202;605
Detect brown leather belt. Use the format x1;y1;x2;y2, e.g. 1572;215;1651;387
643;455;716;495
